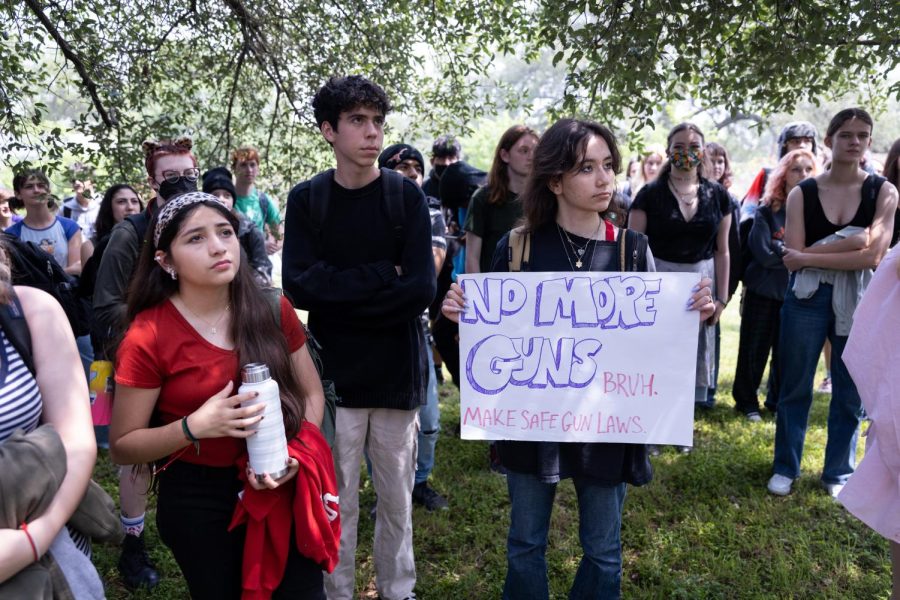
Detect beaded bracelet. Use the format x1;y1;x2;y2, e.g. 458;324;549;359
20;521;38;562
182;416;200;455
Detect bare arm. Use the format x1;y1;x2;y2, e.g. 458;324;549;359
802;230;868;254
433;247;447;275
80;238;94;266
292;345;325;428
627;208;648;234
0;286;96;580
709;213;731;325
64;229;82;275
465;233;482;274
110;380;263;466
715;213;731;302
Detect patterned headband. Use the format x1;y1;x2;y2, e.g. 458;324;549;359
153;191;227;248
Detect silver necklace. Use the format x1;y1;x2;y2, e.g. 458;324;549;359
556;223;599;270
178;299;231;335
668;178;698;204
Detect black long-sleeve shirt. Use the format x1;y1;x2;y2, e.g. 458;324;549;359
283;173;436;410
744;204;788;301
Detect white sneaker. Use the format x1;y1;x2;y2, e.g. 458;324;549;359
767;474;793;496
746;412;762;422
824;482;845;498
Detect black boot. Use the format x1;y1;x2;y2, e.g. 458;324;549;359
118;531;160;591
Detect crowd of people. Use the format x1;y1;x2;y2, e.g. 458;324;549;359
0;74;898;599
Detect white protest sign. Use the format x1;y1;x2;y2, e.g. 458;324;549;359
458;271;700;446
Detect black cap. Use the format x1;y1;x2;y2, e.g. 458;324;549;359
439;161;487;211
378;144;425;172
202;166;237;199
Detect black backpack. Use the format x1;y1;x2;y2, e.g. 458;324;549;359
79;213;151;303
2;233;90;337
0;289;35;375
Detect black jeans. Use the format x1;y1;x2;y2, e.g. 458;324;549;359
732;288;782;414
156;461;324;600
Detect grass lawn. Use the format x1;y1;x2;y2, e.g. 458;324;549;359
91;302;891;599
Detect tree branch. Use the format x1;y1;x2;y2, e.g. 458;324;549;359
715;112;763;129
222;0;311;126
264;87;281;163
224;39;248;158
22;0;115;128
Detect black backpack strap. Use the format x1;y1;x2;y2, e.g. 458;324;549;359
380;167;406;243
616;227;648;272
507;227;531;272
309;169;335;250
125;212;151;248
0;291;35;376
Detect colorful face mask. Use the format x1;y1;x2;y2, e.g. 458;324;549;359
670;148;704;171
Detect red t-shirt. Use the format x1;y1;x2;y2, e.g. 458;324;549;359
115;296;307;467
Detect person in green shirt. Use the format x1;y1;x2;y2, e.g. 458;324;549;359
231;145;284;254
463;125;539;274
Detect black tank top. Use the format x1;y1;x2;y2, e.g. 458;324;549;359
799;176;883;247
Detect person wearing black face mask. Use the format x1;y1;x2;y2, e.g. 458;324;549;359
91;137;199;592
422;134;461;202
157;169;199;200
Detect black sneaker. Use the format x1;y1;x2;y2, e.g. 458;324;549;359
412;481;449;511
118;532;160;591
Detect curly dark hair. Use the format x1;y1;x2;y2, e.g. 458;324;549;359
312;75;392;131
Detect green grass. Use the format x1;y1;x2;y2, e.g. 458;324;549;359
92;303;891;599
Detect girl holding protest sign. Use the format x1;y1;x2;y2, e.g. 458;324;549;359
442;118;715;600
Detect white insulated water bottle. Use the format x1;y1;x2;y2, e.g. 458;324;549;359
239;363;289;481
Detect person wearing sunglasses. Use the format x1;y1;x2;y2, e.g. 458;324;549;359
91;137;199;592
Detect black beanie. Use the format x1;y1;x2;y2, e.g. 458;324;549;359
202;166;237;199
378;143;425;172
439;161;487;211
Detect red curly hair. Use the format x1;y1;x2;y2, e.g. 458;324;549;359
762;149;819;213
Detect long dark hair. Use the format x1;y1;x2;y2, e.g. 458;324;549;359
881;138;900;187
94;184;145;243
520;119;622;232
120;199;306;439
659;122;711;181
487;125;539;205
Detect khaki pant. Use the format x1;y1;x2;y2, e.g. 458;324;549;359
325;407;418;600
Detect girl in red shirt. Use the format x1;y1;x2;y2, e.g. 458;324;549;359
109;192;327;599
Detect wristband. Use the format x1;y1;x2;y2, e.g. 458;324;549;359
20;521;39;562
182;416;201;455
